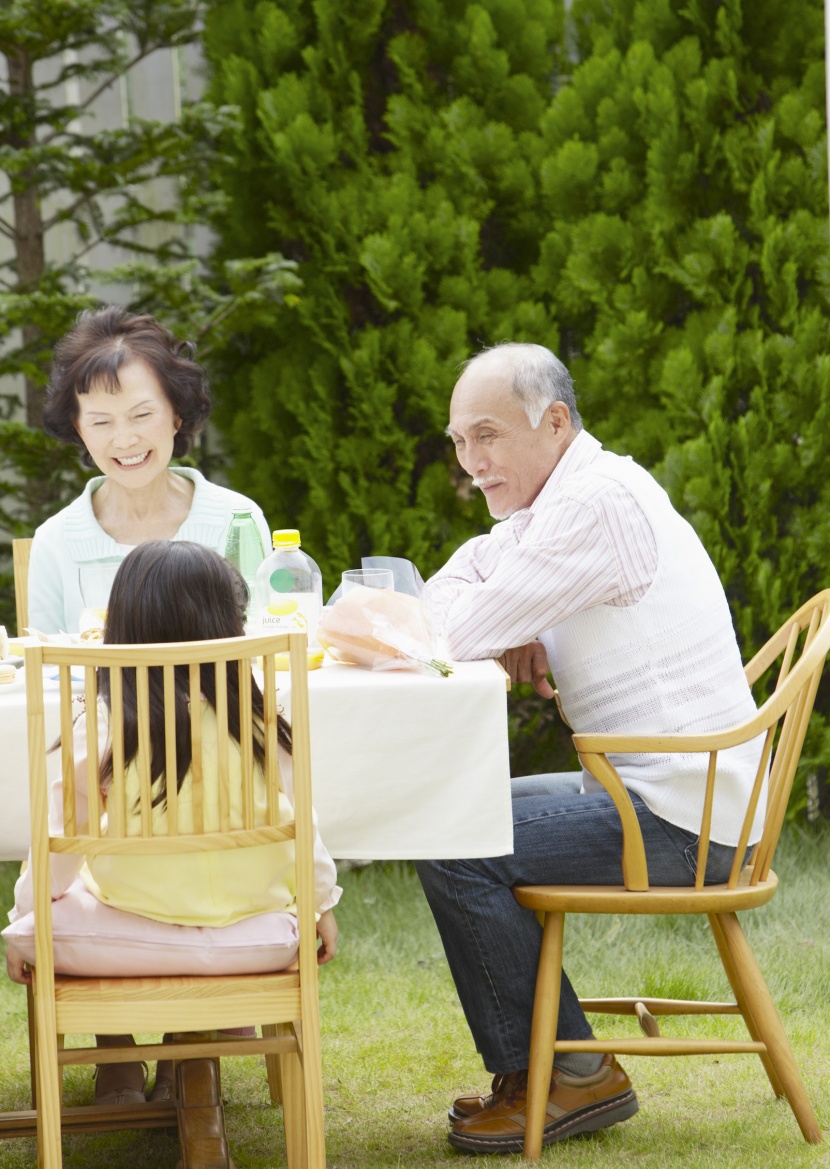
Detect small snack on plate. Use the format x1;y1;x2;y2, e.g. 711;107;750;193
0;662;16;684
257;650;325;672
78;607;106;643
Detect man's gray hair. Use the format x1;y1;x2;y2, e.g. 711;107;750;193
464;343;583;431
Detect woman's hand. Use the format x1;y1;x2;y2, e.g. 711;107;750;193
6;943;31;985
316;908;338;965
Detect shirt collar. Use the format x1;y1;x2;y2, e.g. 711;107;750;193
525;430;602;516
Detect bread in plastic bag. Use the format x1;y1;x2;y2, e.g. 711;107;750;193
317;586;452;677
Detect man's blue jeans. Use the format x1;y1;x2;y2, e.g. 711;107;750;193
415;773;742;1074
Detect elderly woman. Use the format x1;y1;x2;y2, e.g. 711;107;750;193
28;306;270;633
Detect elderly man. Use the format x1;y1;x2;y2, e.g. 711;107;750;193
417;342;764;1155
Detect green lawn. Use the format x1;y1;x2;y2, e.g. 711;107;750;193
0;827;829;1168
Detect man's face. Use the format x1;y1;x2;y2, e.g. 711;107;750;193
448;362;571;519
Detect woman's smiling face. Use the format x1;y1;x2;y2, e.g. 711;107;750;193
74;360;181;486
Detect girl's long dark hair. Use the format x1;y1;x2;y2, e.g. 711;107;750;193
99;541;291;805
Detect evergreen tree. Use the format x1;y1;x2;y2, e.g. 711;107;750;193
203;0;568;588
0;0;299;627
206;0;830;806
535;0;830;808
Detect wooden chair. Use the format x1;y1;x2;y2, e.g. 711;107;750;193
19;631;324;1168
12;537;32;636
514;592;830;1159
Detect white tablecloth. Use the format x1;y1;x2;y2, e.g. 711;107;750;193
0;658;513;862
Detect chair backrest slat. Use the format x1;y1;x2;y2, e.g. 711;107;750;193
163;663;178;835
109;666;127;837
189;661;204;835
136;665;153;836
84;667;101;839
12;537;32;636
238;660;255;829
727;724;775;888
215;661;231;833
59;667;76;837
694;751;718;890
262;654;281;824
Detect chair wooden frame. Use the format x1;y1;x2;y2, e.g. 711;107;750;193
514;592;830;1159
12;537;32;636
9;631;324;1168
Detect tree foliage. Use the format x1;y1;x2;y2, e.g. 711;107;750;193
542;0;830;808
205;0;830;808
202;0;569;587
0;0;301;627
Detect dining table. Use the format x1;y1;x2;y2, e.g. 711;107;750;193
0;653;514;864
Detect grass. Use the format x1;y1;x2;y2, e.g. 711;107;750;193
0;826;829;1167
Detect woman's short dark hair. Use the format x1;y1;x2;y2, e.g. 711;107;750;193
101;541;292;804
43;306;211;465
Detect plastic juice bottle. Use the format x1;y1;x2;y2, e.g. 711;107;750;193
253;529;323;647
224;509;266;623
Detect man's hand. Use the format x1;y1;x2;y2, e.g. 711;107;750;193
498;642;554;698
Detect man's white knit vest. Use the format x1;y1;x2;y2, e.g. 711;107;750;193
539;450;765;846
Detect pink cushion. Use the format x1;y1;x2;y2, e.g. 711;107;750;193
2;878;299;977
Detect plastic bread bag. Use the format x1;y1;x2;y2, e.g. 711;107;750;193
317;585;452;677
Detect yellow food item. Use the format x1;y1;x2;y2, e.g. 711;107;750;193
267;599;299;617
0;663;16;684
256;650;325;672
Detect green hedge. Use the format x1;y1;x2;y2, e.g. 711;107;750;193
203;0;830;806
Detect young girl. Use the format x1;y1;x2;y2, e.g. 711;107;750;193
4;541;340;1164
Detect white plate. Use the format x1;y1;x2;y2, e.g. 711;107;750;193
44;668;86;689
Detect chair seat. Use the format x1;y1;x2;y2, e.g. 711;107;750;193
514;868;778;915
52;969;302;1035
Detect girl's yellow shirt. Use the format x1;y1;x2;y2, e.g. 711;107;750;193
83;703;297;927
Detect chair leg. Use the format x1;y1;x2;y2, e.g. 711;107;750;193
32;981;63;1168
262;1023;283;1106
524;911;565;1160
278;1023;308;1169
708;913;784;1097
26;981;38;1109
717;912;822;1144
298;1010;326;1169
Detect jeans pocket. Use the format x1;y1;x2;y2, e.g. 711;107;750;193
684;838;739;884
682;840;700;879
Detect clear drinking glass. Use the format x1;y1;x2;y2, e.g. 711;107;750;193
78;562;121;637
341;568;394;595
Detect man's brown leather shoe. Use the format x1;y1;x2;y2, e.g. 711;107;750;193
175;1058;235;1169
449;1070;525;1124
448;1055;638;1153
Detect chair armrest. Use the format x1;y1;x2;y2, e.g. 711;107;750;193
575;750;649;891
572;724;760;755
